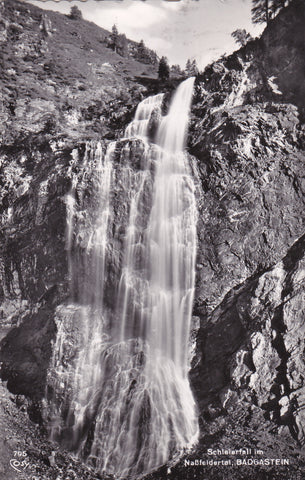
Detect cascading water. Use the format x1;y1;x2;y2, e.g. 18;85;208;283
46;77;198;479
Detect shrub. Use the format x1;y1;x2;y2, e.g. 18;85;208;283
69;6;82;21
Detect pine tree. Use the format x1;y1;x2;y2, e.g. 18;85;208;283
138;40;146;54
137;39;148;63
158;56;170;81
270;0;290;16
136;40;158;65
252;0;291;25
109;24;119;52
171;64;183;77
185;59;192;76
185;59;199;77
191;60;199;76
231;29;253;47
251;0;270;25
69;6;82;21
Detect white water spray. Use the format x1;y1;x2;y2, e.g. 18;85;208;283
46;78;198;479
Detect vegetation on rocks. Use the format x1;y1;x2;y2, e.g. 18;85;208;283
251;0;293;25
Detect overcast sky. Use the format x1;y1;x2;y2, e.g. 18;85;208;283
27;0;263;69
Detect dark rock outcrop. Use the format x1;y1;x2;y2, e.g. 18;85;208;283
189;0;305;309
192;100;305;307
191;234;305;443
0;305;56;401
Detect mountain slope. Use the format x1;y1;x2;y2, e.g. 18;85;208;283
0;0;157;146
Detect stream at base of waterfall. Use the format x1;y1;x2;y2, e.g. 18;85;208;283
45;78;199;479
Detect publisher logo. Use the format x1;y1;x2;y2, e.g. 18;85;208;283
9;458;30;473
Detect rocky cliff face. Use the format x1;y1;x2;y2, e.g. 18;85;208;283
190;0;305;309
0;0;305;479
185;1;305;477
0;0;155;400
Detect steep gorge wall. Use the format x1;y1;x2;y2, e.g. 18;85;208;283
0;141;79;398
190;0;305;309
184;0;305;471
0;0;305;476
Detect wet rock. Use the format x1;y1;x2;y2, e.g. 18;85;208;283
279;396;290;418
230;348;253;389
0;306;56;400
147;106;162;141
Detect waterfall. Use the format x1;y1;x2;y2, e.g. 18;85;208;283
124;93;164;139
46;78;198;479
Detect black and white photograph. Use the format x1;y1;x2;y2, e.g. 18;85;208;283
0;0;305;479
